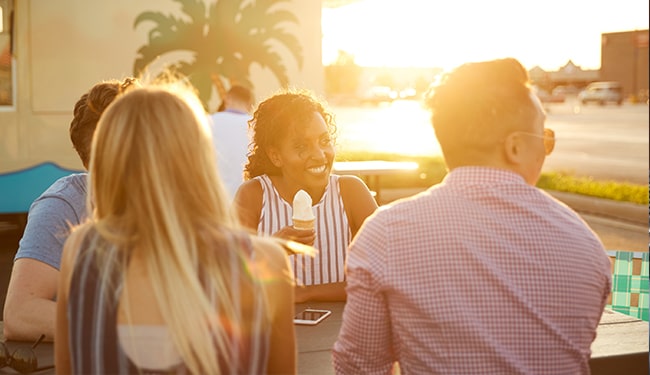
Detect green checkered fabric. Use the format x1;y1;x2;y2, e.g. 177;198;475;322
605;251;649;321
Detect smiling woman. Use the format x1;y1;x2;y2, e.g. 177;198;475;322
233;88;378;304
322;0;649;71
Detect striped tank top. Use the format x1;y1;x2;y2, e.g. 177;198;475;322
254;174;351;286
67;230;270;374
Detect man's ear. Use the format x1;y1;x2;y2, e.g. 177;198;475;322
503;133;524;165
266;147;283;167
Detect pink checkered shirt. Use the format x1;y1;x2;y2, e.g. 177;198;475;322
333;167;612;375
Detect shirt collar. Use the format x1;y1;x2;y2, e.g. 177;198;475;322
225;108;248;115
444;166;527;186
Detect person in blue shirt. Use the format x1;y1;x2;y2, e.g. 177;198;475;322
2;78;137;341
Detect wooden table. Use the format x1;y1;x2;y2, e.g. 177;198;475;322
295;303;346;374
590;309;649;375
0;325;54;374
332;161;418;203
295;302;649;375
3;307;647;374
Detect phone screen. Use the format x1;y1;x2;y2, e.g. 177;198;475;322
295;310;329;321
293;309;331;325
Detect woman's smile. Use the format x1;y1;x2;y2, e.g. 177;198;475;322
307;165;327;174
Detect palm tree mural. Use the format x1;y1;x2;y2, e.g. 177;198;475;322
133;0;303;109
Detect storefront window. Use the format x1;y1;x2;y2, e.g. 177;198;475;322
0;0;14;106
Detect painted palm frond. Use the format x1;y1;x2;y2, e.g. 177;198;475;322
235;1;303;85
133;0;206;74
133;0;304;109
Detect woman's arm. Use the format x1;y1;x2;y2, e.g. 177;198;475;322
54;228;85;374
232;179;263;230
256;238;296;374
339;175;379;237
233;179;315;246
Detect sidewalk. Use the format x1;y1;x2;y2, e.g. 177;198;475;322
380;188;648;252
546;191;647;227
546;191;648;252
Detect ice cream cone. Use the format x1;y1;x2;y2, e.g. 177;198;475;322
293;218;315;230
292;189;315;230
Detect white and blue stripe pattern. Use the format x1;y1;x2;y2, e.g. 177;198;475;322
255;174;351;286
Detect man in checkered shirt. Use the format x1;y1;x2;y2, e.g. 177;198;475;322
333;58;612;375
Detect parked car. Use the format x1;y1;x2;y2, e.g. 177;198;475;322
578;81;623;106
359;86;398;105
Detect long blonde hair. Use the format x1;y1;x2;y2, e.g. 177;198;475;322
87;82;258;374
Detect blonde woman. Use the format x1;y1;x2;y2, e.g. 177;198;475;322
54;83;296;374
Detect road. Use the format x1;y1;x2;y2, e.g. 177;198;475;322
332;99;649;185
542;100;649;185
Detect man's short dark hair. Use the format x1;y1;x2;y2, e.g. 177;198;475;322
227;84;254;106
69;78;136;168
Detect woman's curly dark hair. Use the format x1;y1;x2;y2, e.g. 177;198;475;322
244;89;337;180
69;77;137;168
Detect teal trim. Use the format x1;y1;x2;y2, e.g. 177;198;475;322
0;162;84;214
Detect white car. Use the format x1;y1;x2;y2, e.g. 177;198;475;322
360;86;398;105
578;82;623;106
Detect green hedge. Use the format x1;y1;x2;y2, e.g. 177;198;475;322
537;172;648;205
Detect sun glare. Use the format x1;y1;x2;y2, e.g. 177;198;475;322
323;0;650;71
333;100;440;156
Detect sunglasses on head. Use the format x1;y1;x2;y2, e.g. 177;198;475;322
0;334;46;374
513;128;555;155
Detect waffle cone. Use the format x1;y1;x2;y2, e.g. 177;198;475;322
293;218;315;230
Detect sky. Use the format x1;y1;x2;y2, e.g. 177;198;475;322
322;0;649;71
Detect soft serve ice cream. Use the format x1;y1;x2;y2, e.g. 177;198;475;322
292;189;315;230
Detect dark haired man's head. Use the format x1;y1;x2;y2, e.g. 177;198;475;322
69;77;137;169
224;84;255;114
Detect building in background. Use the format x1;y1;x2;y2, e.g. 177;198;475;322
529;29;649;103
600;29;649;102
529;61;598;94
0;0;324;215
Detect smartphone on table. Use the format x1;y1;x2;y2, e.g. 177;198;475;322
293;308;331;325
